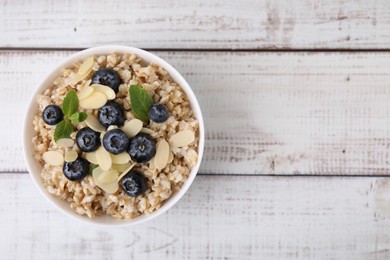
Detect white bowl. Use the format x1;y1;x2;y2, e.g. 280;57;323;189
23;45;205;226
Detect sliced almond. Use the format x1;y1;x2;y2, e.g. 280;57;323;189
97;181;119;194
91;84;116;100
92;168;119;194
79;92;107;109
78;86;94;101
169;130;195;148
149;157;156;169
140;127;156;136
112;162;132;172
154;139;169;170
64;150;78;162
107;125;118;131
110;152;131;164
42;151;64;166
85;151;99;164
96;146;112;171
85;113;106;132
168;149;174;164
117;163;136;181
122;119;143;138
100;131;106;141
56;138;74;148
69;70;92;84
98;169;119;184
78;57;94;75
92;166;104;176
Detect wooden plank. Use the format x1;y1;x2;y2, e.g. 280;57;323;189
2;174;390;259
4;50;390;175
1;0;390;49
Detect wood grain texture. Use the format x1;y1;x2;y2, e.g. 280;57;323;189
1;0;390;49
4;50;390;175
2;174;390;259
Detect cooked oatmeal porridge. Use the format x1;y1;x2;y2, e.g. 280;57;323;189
32;53;199;219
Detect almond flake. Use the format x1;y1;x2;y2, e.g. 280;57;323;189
97;181;119;194
92;166;104;176
100;131;106;140
112;162;132;172
110;152;130;164
79;92;107;109
169;130;195;148
78;57;94;75
122;119;143;137
78;86;94;101
85;113;105;132
117;163;136;181
64;150;78;162
91;84;116;100
140;127;156;136
85;151;99;164
42;151;64;166
168;149;174;164
69;70;92;84
98;169;119;184
56;138;74;148
107;125;118;131
154;139;169;170
96;146;112;171
149;157;156;169
92;168;119;194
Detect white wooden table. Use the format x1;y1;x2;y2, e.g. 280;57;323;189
3;1;390;259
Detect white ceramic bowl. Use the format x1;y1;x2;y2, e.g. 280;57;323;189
23;45;204;226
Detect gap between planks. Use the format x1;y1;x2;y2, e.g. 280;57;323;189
6;47;390;52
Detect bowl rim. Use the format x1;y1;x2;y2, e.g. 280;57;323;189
23;45;205;227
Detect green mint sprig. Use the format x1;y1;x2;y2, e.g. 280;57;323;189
54;90;87;141
129;85;153;122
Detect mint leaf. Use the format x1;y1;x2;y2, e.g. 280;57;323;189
78;112;87;122
70;113;80;124
62;91;78;116
70;112;87;124
129;85;153;122
54;120;73;141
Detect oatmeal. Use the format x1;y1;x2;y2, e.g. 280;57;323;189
32;53;199;219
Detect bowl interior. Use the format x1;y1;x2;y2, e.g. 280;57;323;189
23;46;204;226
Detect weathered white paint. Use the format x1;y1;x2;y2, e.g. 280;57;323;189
1;0;390;49
1;174;390;259
4;50;390;175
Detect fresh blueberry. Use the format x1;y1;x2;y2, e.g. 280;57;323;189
148;103;169;123
127;133;156;163
91;68;122;93
103;129;129;155
121;170;148;197
98;101;125;128
42;105;63;125
76;127;101;152
63;157;89;181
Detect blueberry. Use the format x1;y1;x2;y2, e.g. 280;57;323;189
42;105;63;125
76;127;101;152
103;129;129;155
121;170;148;197
148;103;169;123
63;157;89;181
91;68;122;93
127;133;156;163
98;101;125;128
